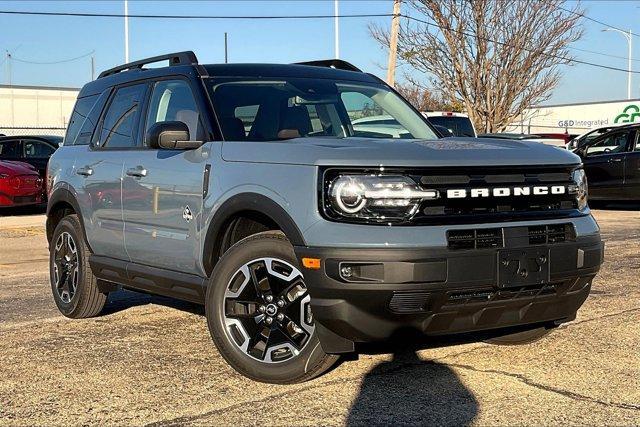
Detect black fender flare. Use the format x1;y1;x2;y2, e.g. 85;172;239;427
202;193;306;274
46;187;91;250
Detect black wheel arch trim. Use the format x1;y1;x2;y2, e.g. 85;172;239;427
46;187;92;251
202;192;306;275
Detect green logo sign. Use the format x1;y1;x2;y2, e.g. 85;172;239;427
614;104;640;123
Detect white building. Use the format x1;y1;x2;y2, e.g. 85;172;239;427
507;98;640;135
0;84;80;136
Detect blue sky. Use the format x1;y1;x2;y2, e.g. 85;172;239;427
0;0;638;104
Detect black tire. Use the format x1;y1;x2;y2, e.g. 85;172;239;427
205;231;339;384
484;325;553;345
49;214;107;318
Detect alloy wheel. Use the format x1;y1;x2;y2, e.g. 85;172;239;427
53;231;79;304
223;257;314;363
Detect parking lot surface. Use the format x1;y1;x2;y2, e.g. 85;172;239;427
0;208;638;426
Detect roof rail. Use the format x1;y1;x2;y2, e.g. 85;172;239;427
294;59;362;72
98;51;199;79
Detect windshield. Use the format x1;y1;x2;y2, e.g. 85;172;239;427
207;78;438;141
426;116;476;137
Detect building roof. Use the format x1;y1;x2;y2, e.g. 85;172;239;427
0;84;80;92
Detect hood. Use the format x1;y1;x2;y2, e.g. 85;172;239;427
0;160;39;176
221;137;582;167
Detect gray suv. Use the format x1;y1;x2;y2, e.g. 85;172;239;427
46;52;603;383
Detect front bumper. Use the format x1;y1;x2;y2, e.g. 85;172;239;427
295;233;603;353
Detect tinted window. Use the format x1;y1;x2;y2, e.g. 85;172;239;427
65;95;98;146
99;84;146;148
0;140;21;158
23;140;56;158
145;80;203;143
427;116;476;137
209;78;437;142
586;131;630;156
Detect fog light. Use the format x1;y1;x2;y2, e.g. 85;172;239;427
340;266;353;278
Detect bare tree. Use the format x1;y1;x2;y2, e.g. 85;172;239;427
371;0;583;133
395;81;462;112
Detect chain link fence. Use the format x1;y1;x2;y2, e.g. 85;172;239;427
0;127;66;137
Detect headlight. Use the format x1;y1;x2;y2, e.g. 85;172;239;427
571;168;588;211
325;174;438;223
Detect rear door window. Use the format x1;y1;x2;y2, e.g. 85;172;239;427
99;84;147;149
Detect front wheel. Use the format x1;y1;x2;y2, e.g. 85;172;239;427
205;231;338;384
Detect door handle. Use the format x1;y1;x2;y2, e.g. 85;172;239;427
126;166;148;178
608;158;623;163
76;166;93;177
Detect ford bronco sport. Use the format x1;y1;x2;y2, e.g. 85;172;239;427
46;52;603;384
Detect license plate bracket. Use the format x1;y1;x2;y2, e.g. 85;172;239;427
497;248;550;288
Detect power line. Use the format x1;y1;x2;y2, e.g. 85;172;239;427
555;4;640;39
402;14;640;74
10;50;95;65
0;10;394;20
569;45;640;64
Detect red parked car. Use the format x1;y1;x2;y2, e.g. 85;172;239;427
0;160;43;208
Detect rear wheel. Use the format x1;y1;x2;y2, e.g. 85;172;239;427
206;231;338;384
49;214;107;318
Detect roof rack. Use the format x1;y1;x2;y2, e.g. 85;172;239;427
294;59;361;72
98;51;199;79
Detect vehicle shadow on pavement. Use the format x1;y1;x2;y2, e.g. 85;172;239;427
0;204;47;216
346;347;478;426
102;289;204;316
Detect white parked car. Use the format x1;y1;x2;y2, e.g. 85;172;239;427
423;111;477;137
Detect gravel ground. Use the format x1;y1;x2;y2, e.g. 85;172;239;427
0;208;638;426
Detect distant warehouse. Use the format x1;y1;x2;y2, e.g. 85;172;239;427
0;84;79;137
507;98;640;135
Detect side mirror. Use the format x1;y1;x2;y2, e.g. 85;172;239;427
146;121;202;150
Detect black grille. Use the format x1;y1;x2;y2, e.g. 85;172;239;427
528;223;575;245
447;228;503;250
389;292;431;313
410;166;580;224
444;284;557;306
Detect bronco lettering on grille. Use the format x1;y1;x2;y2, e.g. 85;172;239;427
446;185;568;199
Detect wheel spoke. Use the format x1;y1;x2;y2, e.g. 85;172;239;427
250;262;272;295
248;325;271;360
225;299;259;319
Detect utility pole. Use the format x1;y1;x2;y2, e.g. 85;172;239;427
5;50;11;86
91;55;95;81
386;0;401;86
124;0;130;63
334;0;340;59
224;32;228;63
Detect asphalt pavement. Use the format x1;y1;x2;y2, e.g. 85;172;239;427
0;207;638;426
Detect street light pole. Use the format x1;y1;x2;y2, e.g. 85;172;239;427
603;28;632;99
334;0;339;59
124;0;130;63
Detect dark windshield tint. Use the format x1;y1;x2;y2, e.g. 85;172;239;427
427;116;476;137
208;78;438;142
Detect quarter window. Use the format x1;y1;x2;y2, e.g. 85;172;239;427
99;84;147;148
145;80;203;144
